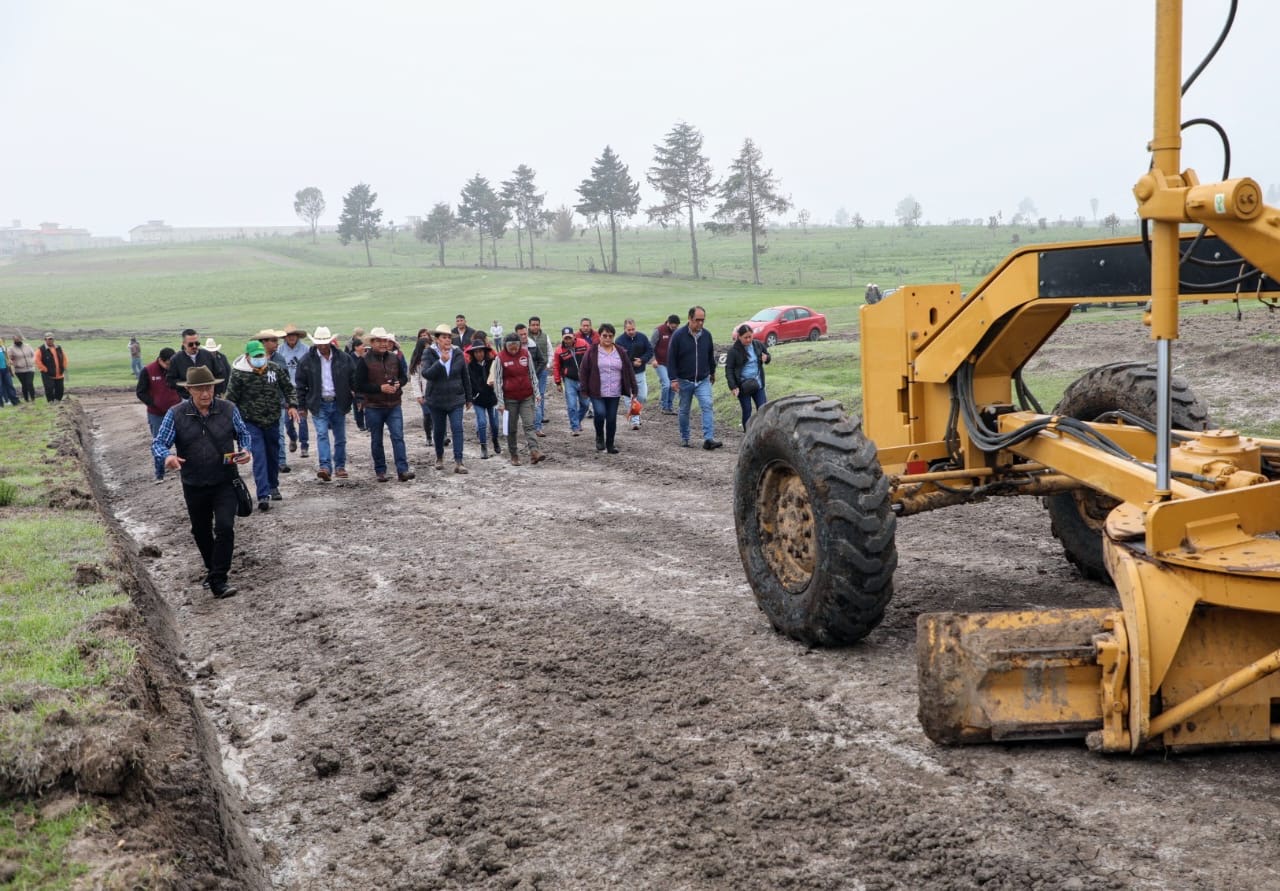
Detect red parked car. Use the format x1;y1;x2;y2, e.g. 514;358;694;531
735;305;827;347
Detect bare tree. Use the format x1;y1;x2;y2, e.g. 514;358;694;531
895;195;923;228
294;186;325;243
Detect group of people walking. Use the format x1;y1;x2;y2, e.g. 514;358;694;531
141;305;772;598
0;332;67;406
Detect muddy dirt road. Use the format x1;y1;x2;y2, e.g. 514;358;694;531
84;313;1280;889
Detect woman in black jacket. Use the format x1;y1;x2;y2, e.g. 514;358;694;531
724;324;770;430
466;341;501;459
420;326;475;473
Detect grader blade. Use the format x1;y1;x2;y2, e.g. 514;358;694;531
917;609;1115;744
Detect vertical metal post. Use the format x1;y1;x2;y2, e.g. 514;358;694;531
1150;0;1183;497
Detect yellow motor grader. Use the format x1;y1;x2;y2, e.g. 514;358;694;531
734;0;1280;752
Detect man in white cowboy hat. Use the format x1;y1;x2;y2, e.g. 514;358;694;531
294;326;357;481
354;326;414;482
248;328;295;473
277;324;311;458
203;336;231;386
151;364;253;598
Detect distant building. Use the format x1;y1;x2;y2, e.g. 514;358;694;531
0;221;123;256
128;220;312;243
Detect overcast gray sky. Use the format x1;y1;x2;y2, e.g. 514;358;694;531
3;1;1276;238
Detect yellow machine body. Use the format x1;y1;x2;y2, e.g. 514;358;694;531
884;1;1280;751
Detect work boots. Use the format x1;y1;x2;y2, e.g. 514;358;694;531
422;416;433;446
491;432;501;454
481;441;490;459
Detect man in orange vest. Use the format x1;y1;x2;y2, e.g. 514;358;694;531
34;332;68;402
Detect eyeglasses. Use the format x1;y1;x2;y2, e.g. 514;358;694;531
600;333;614;339
691;317;706;323
184;341;199;347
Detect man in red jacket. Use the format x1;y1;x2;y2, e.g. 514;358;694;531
493;334;545;466
137;348;181;435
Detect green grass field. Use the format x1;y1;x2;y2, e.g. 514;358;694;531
0;223;1106;408
0;222;1258;423
0;403;133;886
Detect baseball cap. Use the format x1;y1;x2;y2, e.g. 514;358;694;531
561;326;574;336
245;340;266;357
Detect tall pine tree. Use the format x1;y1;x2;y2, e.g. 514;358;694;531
714;139;791;285
575;146;640;274
336;183;383;267
458;174;499;267
647;122;716;279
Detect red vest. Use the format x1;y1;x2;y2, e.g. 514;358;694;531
145;360;182;416
498;348;534;401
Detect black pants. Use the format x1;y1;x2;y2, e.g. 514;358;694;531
41;373;64;402
182;481;238;587
16;371;35;401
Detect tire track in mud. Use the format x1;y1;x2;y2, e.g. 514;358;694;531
83;387;1280;890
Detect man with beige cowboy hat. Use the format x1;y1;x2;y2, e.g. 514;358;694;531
354;326;414;482
294;325;357;481
278;323;312;458
151;364;253;598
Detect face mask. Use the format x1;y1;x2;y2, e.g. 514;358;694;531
250;356;268;369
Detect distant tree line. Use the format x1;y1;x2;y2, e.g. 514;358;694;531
292;122;792;284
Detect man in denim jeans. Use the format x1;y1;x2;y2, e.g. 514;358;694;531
354;327;414;482
552;327;590;436
667;306;722;450
650;314;680;414
294;326;356;482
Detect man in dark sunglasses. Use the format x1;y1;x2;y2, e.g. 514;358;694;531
166;327;226;395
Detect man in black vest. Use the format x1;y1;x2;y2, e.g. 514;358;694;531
151;365;252;598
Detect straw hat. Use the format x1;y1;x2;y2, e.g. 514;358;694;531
203;337;222;352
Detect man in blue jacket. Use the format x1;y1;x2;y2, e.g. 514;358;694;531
616;318;653;430
666;306;722;450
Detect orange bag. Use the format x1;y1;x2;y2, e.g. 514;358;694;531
628;397;642;417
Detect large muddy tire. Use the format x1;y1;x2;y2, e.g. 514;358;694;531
734;395;897;646
1044;362;1209;581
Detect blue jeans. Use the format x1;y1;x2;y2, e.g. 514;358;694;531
430;404;465;463
245;420;281;500
591;396;620;448
365;404;408;475
474;404;500;445
677;377;715;444
655;365;673;411
563;378;585;431
131;356;143;377
633;366;648;404
738;386;767;428
287;413;310;449
147;412;168;478
311;401;347;472
278;414;289;465
533;369;549;431
0;367;19;405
